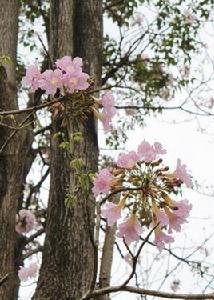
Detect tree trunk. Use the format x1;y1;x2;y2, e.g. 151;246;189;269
33;1;102;299
0;1;33;299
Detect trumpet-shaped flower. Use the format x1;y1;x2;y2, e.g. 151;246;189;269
22;65;43;92
40;69;63;95
101;91;116;132
154;227;174;250
117;151;139;169
92;168;113;197
156;209;169;226
63;71;89;93
101;202;121;226
117;214;142;244
55;56;82;73
16;209;36;234
137;140;166;163
167;199;192;233
174;159;192;188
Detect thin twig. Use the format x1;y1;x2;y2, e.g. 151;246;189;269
0;273;9;287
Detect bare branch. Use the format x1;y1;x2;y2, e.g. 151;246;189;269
24;228;45;246
23;245;43;260
0;273;9;287
82;285;214;299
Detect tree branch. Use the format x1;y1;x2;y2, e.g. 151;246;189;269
82;285;214;299
0;273;9;287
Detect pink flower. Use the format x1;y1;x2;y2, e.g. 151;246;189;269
168;199;192;233
174;159;192;188
117;151;139;169
117;214;142;244
16;209;36;234
55;56;89;93
55;56;82;73
92;168;113;197
22;65;43;92
40;69;63;95
101;91;116;132
154;227;174;250
101;202;121;226
153;142;167;155
137;140;166;163
156;210;169;226
102;91;115;108
18;262;38;282
63;71;89;93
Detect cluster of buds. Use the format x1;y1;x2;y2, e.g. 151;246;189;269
22;56;116;131
93;140;193;249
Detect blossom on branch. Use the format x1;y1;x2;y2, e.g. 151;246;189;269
15;209;36;234
154;226;174;250
101;202;122;226
167;199;192;233
92;168;114;197
137;140;166;162
22;56;89;95
101;91;117;132
22;65;43;92
95;140;193;248
40;69;63;95
117;214;143;244
174;158;192;188
117;151;139;169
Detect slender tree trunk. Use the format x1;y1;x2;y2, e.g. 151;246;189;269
33;1;102;299
99;225;116;300
0;1;33;299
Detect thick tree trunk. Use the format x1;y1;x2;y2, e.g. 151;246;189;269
33;1;102;299
0;1;33;299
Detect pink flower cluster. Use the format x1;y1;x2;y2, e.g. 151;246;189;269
16;209;36;234
18;262;38;282
92;139;193;247
137;141;166;162
22;56;89;95
101;91;117;132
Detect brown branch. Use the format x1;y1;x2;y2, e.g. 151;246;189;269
24;228;45;246
0;97;65;116
100;187;143;205
23;245;44;260
122;224;158;287
25;167;50;208
0;88;106;117
0;111;34;154
82;285;214;299
0;273;9;287
34;125;51;136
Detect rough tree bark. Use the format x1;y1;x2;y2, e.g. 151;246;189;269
0;1;34;299
33;1;103;299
